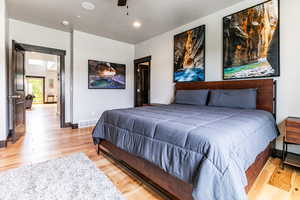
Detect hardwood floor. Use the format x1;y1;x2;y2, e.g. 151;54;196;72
0;104;300;200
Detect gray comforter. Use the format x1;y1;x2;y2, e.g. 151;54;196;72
92;104;278;200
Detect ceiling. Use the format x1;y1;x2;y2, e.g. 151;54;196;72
8;0;243;44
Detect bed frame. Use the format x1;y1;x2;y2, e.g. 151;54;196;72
98;79;277;200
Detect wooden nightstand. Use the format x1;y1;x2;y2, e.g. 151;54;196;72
282;117;300;168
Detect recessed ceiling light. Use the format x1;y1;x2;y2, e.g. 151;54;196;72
61;20;70;26
81;2;95;10
77;15;81;18
133;21;141;28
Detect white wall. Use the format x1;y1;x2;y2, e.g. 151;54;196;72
0;0;8;141
9;19;71;122
135;0;300;152
73;30;135;127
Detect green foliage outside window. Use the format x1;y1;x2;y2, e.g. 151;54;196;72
27;78;44;104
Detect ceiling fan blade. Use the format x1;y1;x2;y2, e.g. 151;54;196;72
118;0;127;6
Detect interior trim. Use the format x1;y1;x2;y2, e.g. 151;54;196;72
71;123;79;129
134;56;152;107
134;56;151;64
18;43;66;56
0;140;7;148
15;43;67;128
64;123;79;129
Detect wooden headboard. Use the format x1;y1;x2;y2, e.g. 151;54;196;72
175;79;276;114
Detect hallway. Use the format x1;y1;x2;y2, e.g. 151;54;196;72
22;104;61;160
26;104;60;131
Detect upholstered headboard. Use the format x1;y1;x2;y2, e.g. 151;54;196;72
175;79;276;115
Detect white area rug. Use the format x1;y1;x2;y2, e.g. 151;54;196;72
0;153;125;200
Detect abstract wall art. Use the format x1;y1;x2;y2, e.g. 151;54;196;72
223;0;279;80
174;25;205;82
88;60;126;89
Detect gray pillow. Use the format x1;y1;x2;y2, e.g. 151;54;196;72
208;89;257;109
175;90;209;106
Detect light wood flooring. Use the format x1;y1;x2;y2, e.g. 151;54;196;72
0;104;300;200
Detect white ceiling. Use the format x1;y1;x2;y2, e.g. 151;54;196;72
8;0;243;44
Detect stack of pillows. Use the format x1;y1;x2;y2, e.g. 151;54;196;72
175;89;257;109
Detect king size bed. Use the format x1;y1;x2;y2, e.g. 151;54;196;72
92;79;279;200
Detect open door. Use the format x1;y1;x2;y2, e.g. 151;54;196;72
134;56;151;107
10;41;26;142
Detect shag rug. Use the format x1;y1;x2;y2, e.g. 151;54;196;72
0;153;126;200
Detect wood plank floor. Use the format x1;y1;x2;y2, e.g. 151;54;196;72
0;104;299;200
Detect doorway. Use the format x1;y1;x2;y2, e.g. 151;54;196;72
134;56;151;107
25;76;45;104
9;41;66;143
24;51;61;135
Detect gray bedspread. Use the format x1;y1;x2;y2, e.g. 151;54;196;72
92;104;278;200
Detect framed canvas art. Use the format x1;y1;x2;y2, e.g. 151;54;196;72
223;0;279;80
88;60;126;89
174;25;205;82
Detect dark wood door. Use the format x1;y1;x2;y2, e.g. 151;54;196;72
135;63;150;107
11;41;26;142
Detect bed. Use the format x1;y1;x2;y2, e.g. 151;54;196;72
92;79;278;200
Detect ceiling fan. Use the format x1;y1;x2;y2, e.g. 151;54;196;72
118;0;127;6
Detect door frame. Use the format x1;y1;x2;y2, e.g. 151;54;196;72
134;56;151;107
10;41;67;128
25;76;46;104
